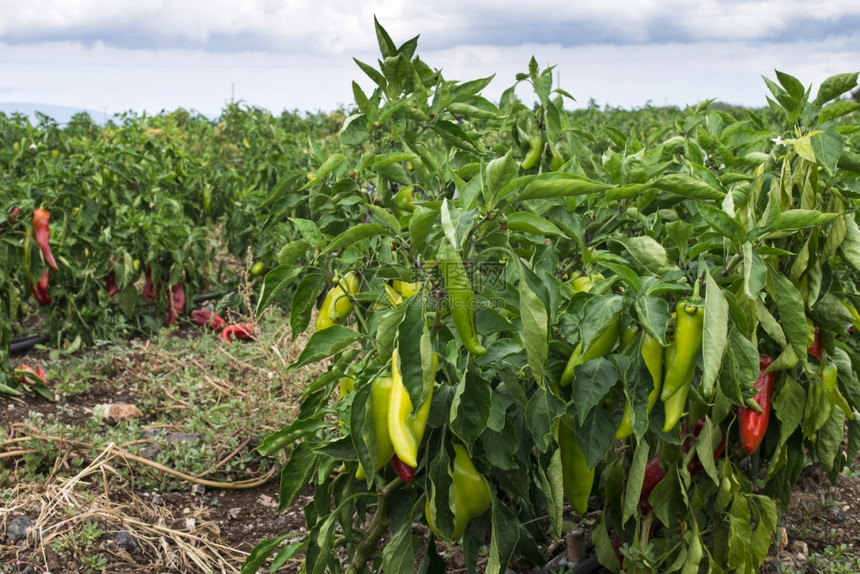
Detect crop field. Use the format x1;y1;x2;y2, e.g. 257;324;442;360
3;20;860;574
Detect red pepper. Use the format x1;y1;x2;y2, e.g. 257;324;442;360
221;323;254;344
16;364;48;384
167;283;185;325
32;208;58;271
639;419;725;514
737;356;775;455
390;454;415;482
29;269;51;305
142;266;158;301
808;327;822;361
190;309;226;331
105;271;119;297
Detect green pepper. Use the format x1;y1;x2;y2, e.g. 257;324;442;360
559;317;621;388
615;332;664;440
426;443;491;540
355;376;396;480
521;136;543;170
315;272;359;331
559;412;594;515
438;243;487;356
659;299;704;410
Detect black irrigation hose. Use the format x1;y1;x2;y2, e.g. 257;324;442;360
9;291;234;355
10;334;50;354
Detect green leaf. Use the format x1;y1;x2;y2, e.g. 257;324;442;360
728;328;760;399
817;407;846;472
814;72;859;106
701;271;729;400
505;212;567;238
431;119;480;153
278;239;311;266
574;406;616;470
697;203;742;241
278;441;318;510
771;209;840;234
290;272;326;338
573;358;619;425
241;534;291;574
486;498;519;574
538;449;565;538
773;376;806;446
840;214;860;272
485;151;519;206
634;295;672;346
289;217;326;247
768;268;808;369
613;235;680;275
819;100;860;124
257;414;328;456
809;128;845;176
256;265;303;317
450;373;492;444
655;173;725;200
289;325;361;370
525;386;566;453
301;154;348;190
515;259;549;382
694;417;720;485
514;172;612;201
650;466;686;530
270;541;309;573
743;243;767;299
319;223;388;258
622;439;650;525
382;518;416;574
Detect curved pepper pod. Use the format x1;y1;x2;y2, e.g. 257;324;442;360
392;280;421;297
315;272;359;331
190;309;227;331
355;376;396;480
32;208;58;271
615;332;664;440
738;356;775;454
29;268;51;305
426;444;491;540
560;316;621;388
660;300;704;402
388;348;433;468
438;244;487;355
520;136;543;170
559;412;595;515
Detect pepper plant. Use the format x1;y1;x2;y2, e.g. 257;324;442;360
248;19;860;574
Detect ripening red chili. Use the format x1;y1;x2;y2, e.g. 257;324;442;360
29;269;51;305
105;271;119;297
142;266;158;301
190;309;226;331
808;327;823;361
167;283;186;325
738;356;775;455
389;454;415;482
221;323;254;344
16;364;47;384
639;419;725;514
32;208;58;271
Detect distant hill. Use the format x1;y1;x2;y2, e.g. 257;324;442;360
0;103;108;125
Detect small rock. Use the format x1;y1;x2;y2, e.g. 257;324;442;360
843;504;851;512
142;429;163;439
115;529;138;552
7;516;33;544
20;567;35;574
140;443;162;459
151;493;164;506
94;403;143;424
191;484;206;496
789;540;808;559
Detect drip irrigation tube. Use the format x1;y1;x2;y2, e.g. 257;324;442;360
10;334;50;354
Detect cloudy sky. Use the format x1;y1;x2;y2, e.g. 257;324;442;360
1;1;858;120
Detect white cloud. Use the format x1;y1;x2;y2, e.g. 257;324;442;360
1;0;859;54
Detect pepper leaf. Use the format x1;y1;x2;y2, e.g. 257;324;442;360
572;357;619;425
289;325;362;370
701;271;729;400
